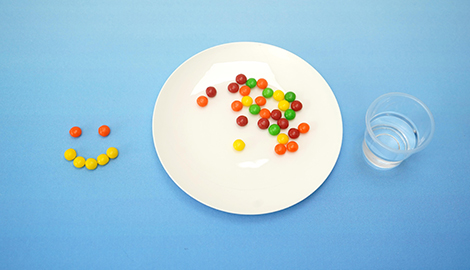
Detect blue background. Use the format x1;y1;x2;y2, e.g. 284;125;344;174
1;0;469;269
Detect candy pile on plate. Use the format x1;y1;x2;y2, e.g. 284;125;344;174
197;74;310;155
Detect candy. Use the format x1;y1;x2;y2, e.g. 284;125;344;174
255;96;266;106
197;96;208;107
249;104;261;115
69;126;82;138
107;147;119;159
274;144;287;155
64;148;77;161
277;118;289;129
239;85;251;96
268;124;281;136
288;128;300;139
284;91;296;102
277;133;289;144
233;139;245;151
97;154;109;166
262;88;273;98
73;156;86;168
291;100;303;111
259;108;271;119
273;90;284;101
85;158;98;170
284;109;296;120
257;118;270;129
271;109;282;120
287;141;299;152
206;86;217;97
246;78;257;88
236;74;247;84
257;78;268;89
298;123;310;134
236;115;248;126
278;100;290;111
228;82;239;93
98;125;110;137
231;100;243;111
241;96;253;107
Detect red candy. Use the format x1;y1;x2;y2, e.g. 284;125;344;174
257;118;270;129
277;118;289;129
206;86;217;97
291;100;303;111
236;115;248;126
288;128;300;139
271;109;282;120
228;83;239;93
236;74;247;84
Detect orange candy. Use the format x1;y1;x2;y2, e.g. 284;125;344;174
98;125;110;137
255;96;266;106
274;144;287;155
69;126;82;138
257;78;268;89
298;123;310;134
287;141;299;152
231;100;243;111
259;108;271;119
197;96;208;107
239;85;251;96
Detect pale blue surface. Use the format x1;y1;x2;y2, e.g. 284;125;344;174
1;0;469;269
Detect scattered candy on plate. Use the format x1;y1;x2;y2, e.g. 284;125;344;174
197;74;311;155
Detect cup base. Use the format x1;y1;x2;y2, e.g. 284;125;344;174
362;140;402;170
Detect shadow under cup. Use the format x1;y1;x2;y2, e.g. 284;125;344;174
363;92;435;169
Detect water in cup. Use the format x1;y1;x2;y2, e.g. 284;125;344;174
363;93;434;169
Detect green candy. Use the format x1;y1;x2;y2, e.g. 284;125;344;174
268;124;281;136
249;104;261;115
285;109;296;120
262;88;274;98
284;91;296;102
246;78;257;88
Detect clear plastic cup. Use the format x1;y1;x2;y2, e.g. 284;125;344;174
363;92;435;169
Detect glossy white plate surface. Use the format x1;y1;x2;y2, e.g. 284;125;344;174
152;42;342;215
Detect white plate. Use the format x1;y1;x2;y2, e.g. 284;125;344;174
152;42;342;215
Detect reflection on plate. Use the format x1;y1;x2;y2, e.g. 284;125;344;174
152;42;342;215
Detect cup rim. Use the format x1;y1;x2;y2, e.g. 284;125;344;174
365;92;435;154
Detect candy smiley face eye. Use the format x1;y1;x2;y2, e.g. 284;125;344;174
65;126;118;170
98;125;110;137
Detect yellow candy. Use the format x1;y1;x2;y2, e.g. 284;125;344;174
233;139;245;151
64;148;77;161
278;100;290;111
85;158;98;170
277;133;289;144
73;156;86;168
97;154;109;166
273;90;285;101
241;96;253;107
107;147;119;159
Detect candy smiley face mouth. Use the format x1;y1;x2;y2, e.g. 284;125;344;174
64;126;119;170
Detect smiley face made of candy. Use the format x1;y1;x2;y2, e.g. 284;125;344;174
64;125;119;170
